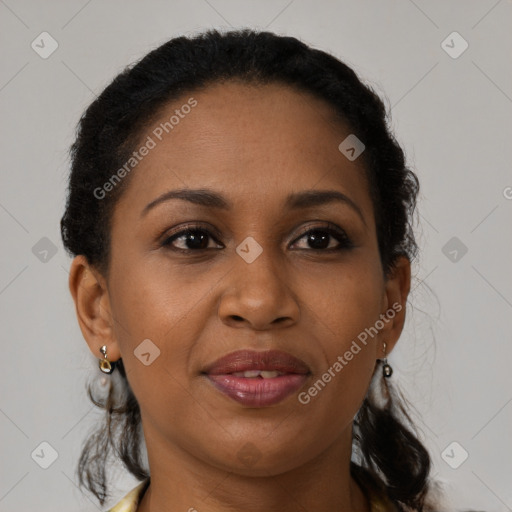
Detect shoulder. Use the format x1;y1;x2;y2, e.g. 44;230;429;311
106;479;150;512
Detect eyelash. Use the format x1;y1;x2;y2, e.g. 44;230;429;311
160;222;354;254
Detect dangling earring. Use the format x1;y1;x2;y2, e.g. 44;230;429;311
381;341;393;378
367;341;393;410
98;345;116;374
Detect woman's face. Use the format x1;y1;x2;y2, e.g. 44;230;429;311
73;81;410;476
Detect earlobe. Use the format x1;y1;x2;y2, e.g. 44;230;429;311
68;255;121;362
379;255;411;355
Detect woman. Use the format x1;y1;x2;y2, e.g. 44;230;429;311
61;28;444;511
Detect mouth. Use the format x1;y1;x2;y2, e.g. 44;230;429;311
202;349;311;407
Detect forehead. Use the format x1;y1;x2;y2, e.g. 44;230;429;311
113;81;373;224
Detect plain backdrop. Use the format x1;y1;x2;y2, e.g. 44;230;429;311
1;1;511;511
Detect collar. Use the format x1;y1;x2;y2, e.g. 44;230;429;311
107;466;398;512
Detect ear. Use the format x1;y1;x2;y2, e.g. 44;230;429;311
68;255;121;362
377;255;411;358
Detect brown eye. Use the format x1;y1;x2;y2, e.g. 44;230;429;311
291;223;354;251
161;222;353;254
162;226;222;252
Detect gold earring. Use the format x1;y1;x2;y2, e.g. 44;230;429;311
382;341;393;378
98;345;115;374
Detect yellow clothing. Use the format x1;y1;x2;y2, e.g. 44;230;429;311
107;479;149;512
107;466;399;511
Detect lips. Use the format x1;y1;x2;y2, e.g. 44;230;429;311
202;349;311;407
203;349;311;375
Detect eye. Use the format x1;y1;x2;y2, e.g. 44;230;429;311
161;225;223;252
290;222;354;251
160;222;353;254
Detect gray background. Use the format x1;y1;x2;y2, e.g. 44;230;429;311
1;1;511;510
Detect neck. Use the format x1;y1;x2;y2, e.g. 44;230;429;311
136;423;370;512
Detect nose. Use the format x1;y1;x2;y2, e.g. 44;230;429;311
217;249;300;331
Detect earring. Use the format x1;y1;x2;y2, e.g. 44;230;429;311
367;342;392;410
381;341;393;378
98;345;116;374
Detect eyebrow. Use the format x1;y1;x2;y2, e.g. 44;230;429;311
141;188;366;226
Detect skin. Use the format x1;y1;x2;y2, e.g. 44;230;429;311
69;81;410;512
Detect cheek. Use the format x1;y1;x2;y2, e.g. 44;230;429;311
299;257;382;404
106;260;212;400
108;257;210;341
298;291;378;438
304;256;384;344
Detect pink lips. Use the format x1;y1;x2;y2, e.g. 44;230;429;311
202;349;310;407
